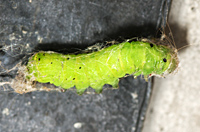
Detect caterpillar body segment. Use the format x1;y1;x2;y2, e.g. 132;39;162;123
27;41;179;94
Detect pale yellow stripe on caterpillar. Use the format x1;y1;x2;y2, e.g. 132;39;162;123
105;45;118;78
117;42;126;76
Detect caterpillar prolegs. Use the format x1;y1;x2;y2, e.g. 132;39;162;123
27;41;179;94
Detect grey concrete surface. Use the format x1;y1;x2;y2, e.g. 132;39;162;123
143;0;200;132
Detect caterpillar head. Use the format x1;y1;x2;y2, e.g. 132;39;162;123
164;47;179;75
154;45;179;77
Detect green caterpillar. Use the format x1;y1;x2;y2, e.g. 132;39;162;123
26;41;179;94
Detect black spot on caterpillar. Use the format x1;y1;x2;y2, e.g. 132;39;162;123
26;41;179;94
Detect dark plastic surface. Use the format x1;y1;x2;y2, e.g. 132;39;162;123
0;0;171;132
